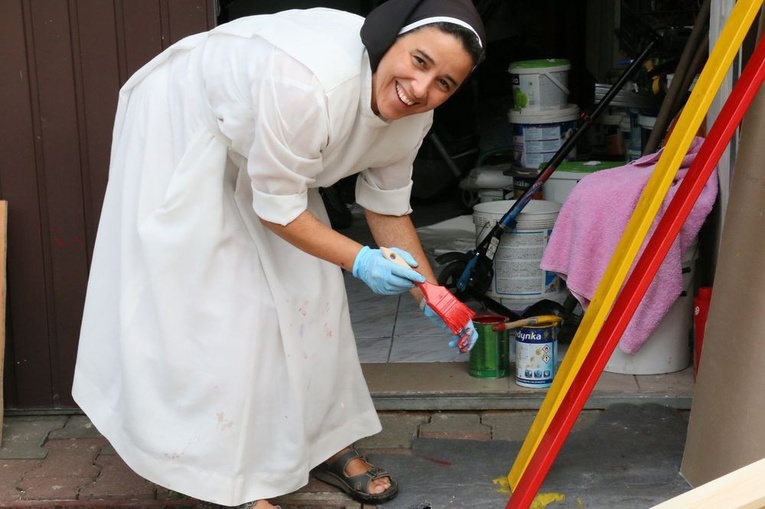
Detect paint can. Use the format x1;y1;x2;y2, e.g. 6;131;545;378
509;105;579;169
472;199;561;301
515;323;559;388
508;58;570;112
469;315;512;378
508;165;543;200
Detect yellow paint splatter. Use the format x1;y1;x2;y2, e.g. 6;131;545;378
492;476;512;495
530;492;565;508
492;479;567;508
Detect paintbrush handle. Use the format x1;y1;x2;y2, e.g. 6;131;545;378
379;247;424;283
492;314;563;331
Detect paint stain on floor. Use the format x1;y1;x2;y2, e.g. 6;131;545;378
492;477;567;508
530;492;566;508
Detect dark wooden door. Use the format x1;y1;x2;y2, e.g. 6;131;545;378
0;0;216;410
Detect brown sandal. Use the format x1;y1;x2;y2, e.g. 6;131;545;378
311;448;399;504
197;501;280;509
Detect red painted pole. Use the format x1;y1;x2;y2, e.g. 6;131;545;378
506;35;765;509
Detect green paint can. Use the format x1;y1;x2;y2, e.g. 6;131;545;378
469;315;511;378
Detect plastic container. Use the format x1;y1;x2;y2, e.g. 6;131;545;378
472;200;561;301
508;58;570;112
508;165;543;200
605;242;698;375
509;104;579;169
469;315;512;378
542;160;623;204
515;323;559;388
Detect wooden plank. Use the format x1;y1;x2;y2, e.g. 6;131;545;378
0;201;7;443
652;458;765;508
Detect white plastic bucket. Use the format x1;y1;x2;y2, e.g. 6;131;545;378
472;200;561;301
542;160;622;204
605;241;698;375
509;105;579;169
508;58;570;112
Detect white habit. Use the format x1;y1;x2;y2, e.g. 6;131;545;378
72;9;432;505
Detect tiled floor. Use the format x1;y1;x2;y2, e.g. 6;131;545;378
341;196;696;411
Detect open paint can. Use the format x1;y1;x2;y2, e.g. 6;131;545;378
515;323;559;388
469;315;511;378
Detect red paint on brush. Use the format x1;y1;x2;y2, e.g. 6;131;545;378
380;248;475;347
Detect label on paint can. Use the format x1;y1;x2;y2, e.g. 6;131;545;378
515;324;558;388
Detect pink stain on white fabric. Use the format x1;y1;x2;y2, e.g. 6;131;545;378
540;137;717;354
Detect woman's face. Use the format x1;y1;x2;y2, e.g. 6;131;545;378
371;26;474;121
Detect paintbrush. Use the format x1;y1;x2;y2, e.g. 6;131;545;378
491;314;563;332
380;247;475;350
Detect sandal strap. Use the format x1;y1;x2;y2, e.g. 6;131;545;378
322;447;363;475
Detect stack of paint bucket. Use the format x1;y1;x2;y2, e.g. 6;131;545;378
508;59;579;170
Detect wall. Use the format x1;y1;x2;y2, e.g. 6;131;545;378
0;0;216;410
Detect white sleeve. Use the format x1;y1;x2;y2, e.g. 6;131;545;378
355;116;432;216
247;57;329;225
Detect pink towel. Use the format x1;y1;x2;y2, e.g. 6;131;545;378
540;137;718;354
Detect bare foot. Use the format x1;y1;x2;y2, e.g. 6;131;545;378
326;448;392;495
250;501;277;509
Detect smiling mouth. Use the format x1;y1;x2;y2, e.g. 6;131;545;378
396;83;415;106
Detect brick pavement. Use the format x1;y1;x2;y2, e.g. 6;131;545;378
0;411;553;508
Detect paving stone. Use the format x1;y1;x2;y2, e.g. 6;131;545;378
417;412;491;441
0;417;68;460
47;415;102;440
17;474;91;500
0;459;41;501
80;454;156;500
480;410;537;442
24;438;106;480
481;409;604;442
355;412;430;451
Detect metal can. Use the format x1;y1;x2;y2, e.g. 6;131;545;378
515;323;558;388
469;315;511;378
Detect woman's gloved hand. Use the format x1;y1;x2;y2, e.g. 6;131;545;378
352;246;425;295
422;304;479;353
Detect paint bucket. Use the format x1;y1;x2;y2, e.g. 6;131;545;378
508;58;570;112
469;315;512;378
515;323;559;388
508;166;543;200
472;200;561;301
605;240;698;375
509;105;579;169
542;160;622;204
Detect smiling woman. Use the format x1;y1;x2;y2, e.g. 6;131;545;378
71;1;485;508
371;26;474;120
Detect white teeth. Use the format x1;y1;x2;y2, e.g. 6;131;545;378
396;83;414;106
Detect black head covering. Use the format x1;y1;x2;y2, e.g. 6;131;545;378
361;0;486;72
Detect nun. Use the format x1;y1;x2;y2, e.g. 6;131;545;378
72;0;486;507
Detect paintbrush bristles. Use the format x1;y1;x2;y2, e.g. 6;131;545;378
420;283;475;334
378;247;475;334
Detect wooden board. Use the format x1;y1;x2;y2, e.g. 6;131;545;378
653;458;765;508
0;201;7;445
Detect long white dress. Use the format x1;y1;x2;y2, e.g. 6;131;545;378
72;8;432;506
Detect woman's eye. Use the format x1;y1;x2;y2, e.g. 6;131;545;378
413;56;426;67
438;78;451;91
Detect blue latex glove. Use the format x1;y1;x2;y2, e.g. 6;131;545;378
352;246;425;295
423;304;479;353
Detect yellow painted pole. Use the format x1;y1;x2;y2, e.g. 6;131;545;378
509;0;764;489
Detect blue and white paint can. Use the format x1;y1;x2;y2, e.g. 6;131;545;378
515;324;558;388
